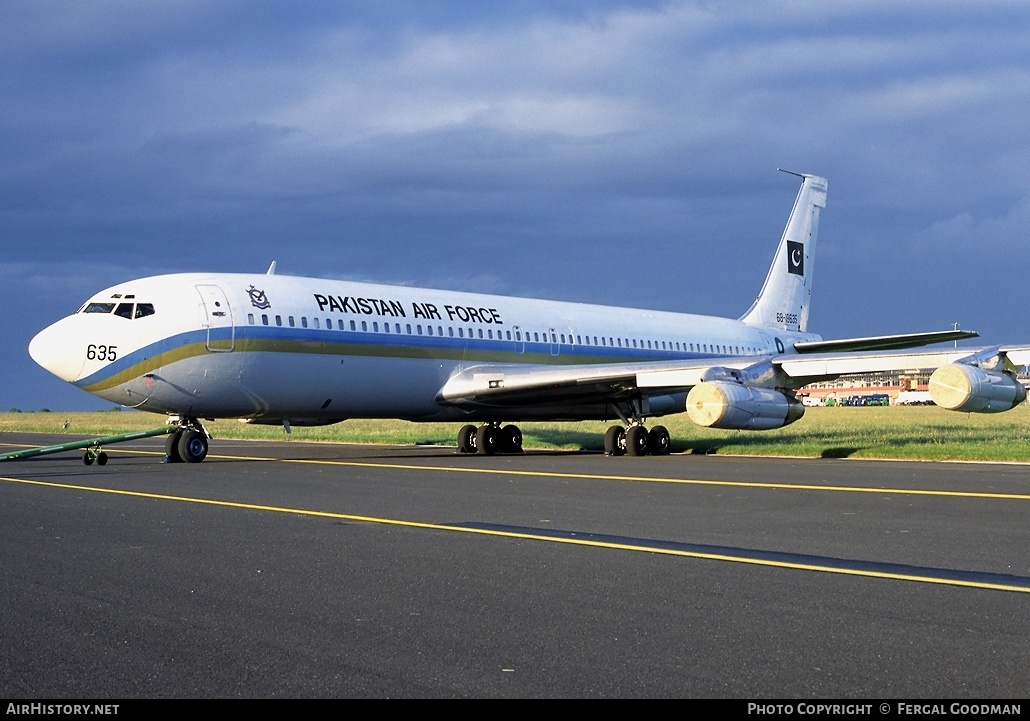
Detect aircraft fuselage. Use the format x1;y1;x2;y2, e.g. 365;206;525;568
30;272;815;424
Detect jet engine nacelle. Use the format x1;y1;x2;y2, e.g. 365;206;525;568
928;364;1027;413
686;381;805;430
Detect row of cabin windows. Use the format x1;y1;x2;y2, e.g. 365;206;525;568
561;333;760;356
248;313;506;340
246;313;767;356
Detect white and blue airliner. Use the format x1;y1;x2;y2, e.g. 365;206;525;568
30;171;1029;463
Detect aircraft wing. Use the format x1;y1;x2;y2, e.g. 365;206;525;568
437;357;713;408
791;329;978;353
437;344;1030;415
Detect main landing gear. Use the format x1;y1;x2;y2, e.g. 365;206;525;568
457;423;524;455
164;418;210;464
603;424;671;457
455;421;671;456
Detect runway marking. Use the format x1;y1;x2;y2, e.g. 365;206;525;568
282;458;1030;501
1;474;1027;594
2;439;1028;500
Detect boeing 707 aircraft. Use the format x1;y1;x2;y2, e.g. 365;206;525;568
29;171;1030;463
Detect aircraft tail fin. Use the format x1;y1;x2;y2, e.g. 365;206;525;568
739;171;827;333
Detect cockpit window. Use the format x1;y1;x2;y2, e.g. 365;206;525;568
80;301;156;318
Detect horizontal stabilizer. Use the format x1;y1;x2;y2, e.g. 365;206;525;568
793;330;978;354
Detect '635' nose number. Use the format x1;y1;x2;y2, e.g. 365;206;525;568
86;344;118;361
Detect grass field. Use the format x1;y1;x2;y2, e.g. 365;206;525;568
2;406;1029;462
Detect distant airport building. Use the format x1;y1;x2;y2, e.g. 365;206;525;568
800;367;1030;407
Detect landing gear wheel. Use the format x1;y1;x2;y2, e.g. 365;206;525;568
96;451;109;466
648;425;671;456
458;424;478;454
475;425;500;455
178;430;208;464
83;451;94;466
500;424;523;453
626;425;650;456
165;431;184;463
604;426;626;456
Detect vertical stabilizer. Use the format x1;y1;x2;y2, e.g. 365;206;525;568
739;171;827;332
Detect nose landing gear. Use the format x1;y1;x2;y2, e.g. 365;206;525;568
164;418;210;463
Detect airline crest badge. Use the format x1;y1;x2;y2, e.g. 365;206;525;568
247;285;271;309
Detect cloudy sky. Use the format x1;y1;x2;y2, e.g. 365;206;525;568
3;1;1029;411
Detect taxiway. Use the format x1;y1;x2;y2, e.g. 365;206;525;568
1;433;1027;698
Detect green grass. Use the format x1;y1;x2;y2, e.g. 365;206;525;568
2;406;1030;462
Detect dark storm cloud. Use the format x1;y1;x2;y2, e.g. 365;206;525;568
3;0;1029;410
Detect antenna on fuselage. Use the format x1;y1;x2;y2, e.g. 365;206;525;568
266;261;277;275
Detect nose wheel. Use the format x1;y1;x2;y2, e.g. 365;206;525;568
164;420;210;463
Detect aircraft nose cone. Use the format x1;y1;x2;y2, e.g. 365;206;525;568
29;317;86;383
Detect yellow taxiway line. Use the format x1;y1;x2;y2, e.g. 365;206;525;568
1;473;1027;594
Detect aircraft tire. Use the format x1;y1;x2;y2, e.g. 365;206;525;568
648;426;671;455
475;425;499;455
626;425;650;456
82;451;94;466
500;424;523;453
604;426;626;456
178;430;208;464
166;431;184;463
458;424;477;453
96;451;109;466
